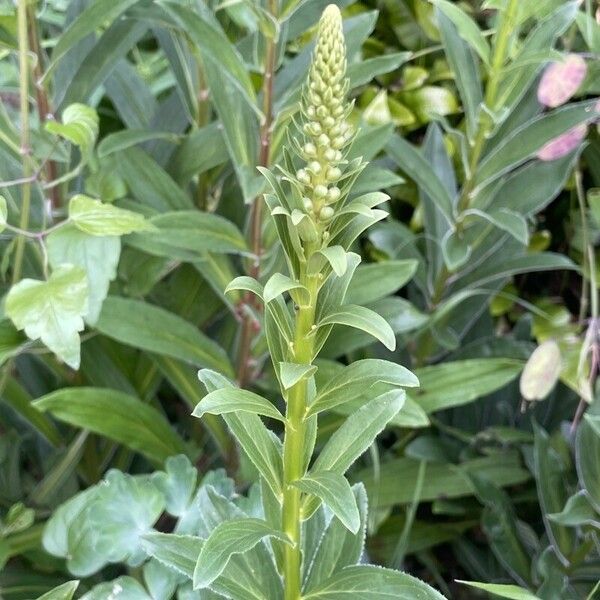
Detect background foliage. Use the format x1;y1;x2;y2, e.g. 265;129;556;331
1;0;600;598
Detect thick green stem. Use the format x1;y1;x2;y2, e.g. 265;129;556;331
13;0;32;285
282;271;318;600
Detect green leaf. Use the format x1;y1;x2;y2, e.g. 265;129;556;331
223;413;283;497
303;565;446;599
577;415;600;512
45;104;98;155
519;340;561;401
442;230;471;271
532;423;576;562
279;362;318;390
457;581;540;600
34;388;187;465
44;0;140;78
312;246;348;277
37;581;80;600
468;208;529;245
127;211;247;259
0;195;6;233
411;359;523;413
293;471;360;533
152;455;197;518
69;194;155;236
313;390;405;475
47;224;120;325
96;296;234;376
97;129;179;158
224;276;264;300
264;273;310;305
548;491;600;528
193;518;290;589
80;576;152;600
5;265;88;369
345;260;417;305
475;99;600;191
192;388;285;422
386;134;454;225
436;7;483;141
347;53;411;87
143;532;202;580
308;359;418;418
318;305;396;351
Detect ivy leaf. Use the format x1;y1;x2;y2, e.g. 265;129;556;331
293;471;360;533
69;194;155;236
45;103;99;155
47;224;120;325
5;265;88;369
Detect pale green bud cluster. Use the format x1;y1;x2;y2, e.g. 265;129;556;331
294;4;353;237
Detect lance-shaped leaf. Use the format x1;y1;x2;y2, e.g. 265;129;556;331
307;359;418;418
0;195;7;233
313;390;405;475
463;208;529;245
310;246;348;277
303;565;446;599
224;276;264;300
193;518;291;589
317;305;396;351
457;581;540;600
264;273;310;305
69;195;155;236
293;471;360;533
143;532;203;579
37;581;80;600
279;362;318;390
192;388;285;422
5;265;88;369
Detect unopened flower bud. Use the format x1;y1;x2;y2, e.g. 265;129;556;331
327;186;341;202
304;142;317;157
326;167;341;181
297;169;311;185
318;133;330;146
303;197;313;211
308;161;322;174
314;184;328;198
320;206;335;220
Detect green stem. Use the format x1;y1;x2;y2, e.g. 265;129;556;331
13;0;32;285
282;270;318;600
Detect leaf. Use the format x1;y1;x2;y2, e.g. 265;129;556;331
345;260;417;305
520;340;562;401
127;211;247;259
577;415;600;512
537;54;587;108
44;0;140;78
69;194;155;236
548;491;600;528
143;532;203;579
47;224;120;325
317;305;396;351
433;0;489;64
37;581;80;600
152;455;197;518
279;362;318;390
45;104;98;155
97;129;179;158
537;124;587;161
264;273;310;304
313;246;349;277
313;390;405;475
347;53;411;87
532;423;576;563
293;471;360;533
442;230;471;271
193;518;290;589
225;276;264;300
95;297;234;376
0;195;6;233
411;359;523;413
386;134;455;225
79;576;152;600
34;388;187;465
465;208;529;245
223;413;283;497
303;565;446;599
475;99;600;190
192;388;285;422
436;7;483;141
5;264;88;369
457;581;540;600
308;359;418;418
358;451;530;507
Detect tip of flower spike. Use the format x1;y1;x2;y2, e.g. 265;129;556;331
322;4;342;22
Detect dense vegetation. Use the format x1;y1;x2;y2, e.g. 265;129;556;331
1;0;600;598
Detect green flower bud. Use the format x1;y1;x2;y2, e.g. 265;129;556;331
308;161;322;174
314;184;328;198
303;197;313;211
319;206;335;220
297;169;311;185
326;187;341;203
304;142;317;157
326;167;341;181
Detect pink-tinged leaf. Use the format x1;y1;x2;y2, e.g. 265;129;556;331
537;124;587;161
537;54;587;108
